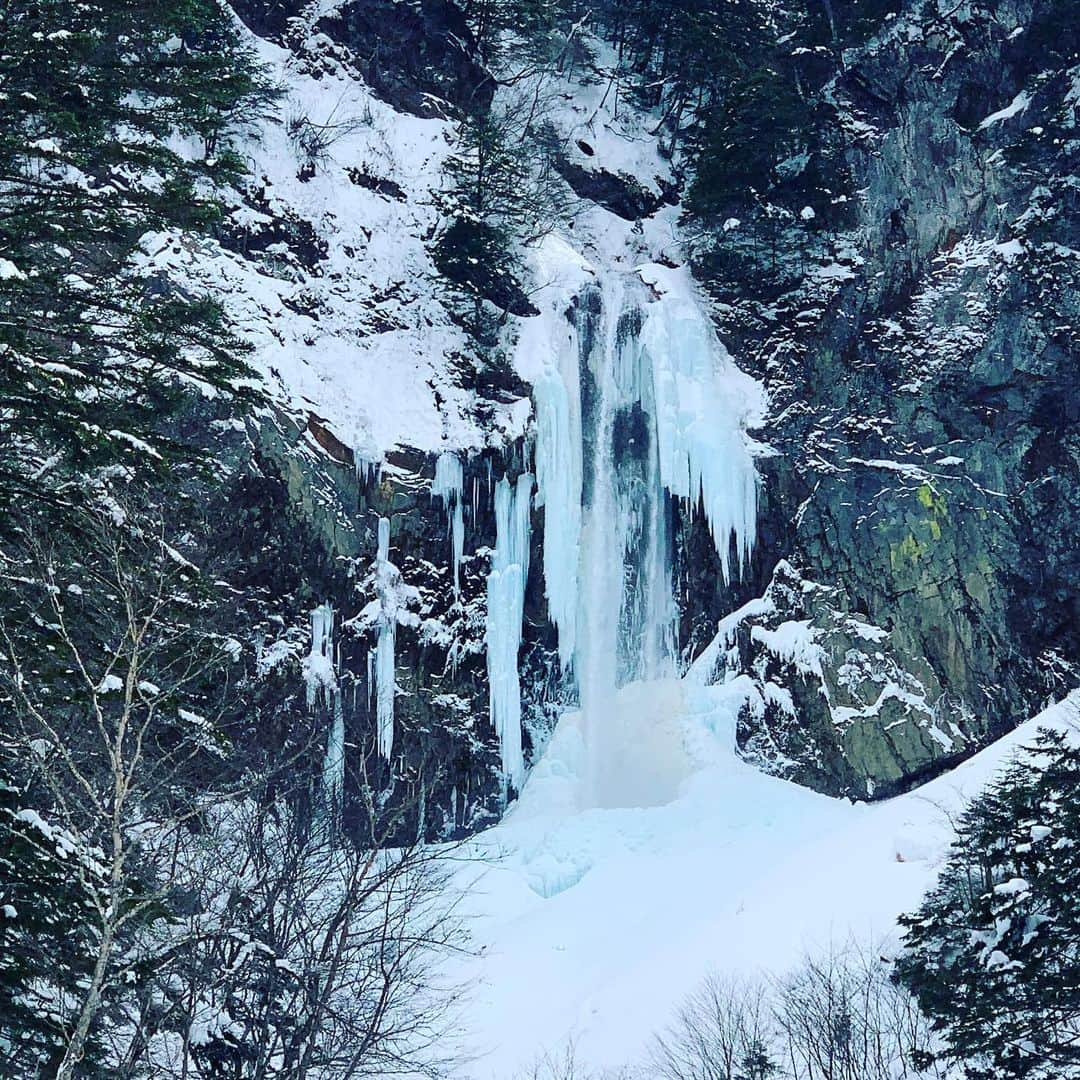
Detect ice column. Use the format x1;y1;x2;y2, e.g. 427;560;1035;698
374;517;396;760
431;452;465;599
485;473;534;789
532;366;582;670
304;604;344;818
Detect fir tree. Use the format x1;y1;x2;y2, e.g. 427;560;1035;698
0;0;276;507
896;729;1080;1079
0;778;105;1077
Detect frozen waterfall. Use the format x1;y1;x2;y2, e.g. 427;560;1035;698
516;247;762;804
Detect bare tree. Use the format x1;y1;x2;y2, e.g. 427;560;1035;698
0;506;243;1079
121;766;470;1079
652;974;777;1080
649;944;947;1080
522;1039;640;1080
1;504;471;1078
774;945;945;1080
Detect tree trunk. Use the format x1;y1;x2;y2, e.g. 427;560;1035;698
55;918;115;1080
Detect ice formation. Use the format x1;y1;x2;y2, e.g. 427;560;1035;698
523;326;583;671
432;451;466;598
516;244;763;803
374;517;396;760
485;473;534;790
639;264;759;581
303;604;344;819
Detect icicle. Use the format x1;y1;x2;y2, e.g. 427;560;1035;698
303;604;344;824
432;452;465;599
640;280;759;583
374;517;396;760
355;456;378;488
485;473;534;790
531;359;582;670
304;604;336;709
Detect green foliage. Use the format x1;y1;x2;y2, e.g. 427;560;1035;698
0;780;102;1077
433;218;523;321
0;0;277;506
462;0;576;66
896;729;1080;1078
433;101;554;339
568;0;898;228
686;65;814;215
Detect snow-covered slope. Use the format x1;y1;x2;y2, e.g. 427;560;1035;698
141;23;508;459
455;687;1080;1076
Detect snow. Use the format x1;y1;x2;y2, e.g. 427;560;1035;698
750;619;826;680
133;26;510;461
993;877;1030;896
485;474;534;789
995;237;1026;262
978;90;1032;130
0;257;25;280
453;689;1080;1076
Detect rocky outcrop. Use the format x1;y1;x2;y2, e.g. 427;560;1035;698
554;156;676;220
233;0;493;118
688;0;1080;797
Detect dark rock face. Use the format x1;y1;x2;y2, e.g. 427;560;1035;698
233;0;492;118
554;156;677;220
230;0;307;40
684;0;1080;797
315;0;494;117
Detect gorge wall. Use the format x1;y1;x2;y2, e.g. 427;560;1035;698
691;0;1080;797
166;0;1080;834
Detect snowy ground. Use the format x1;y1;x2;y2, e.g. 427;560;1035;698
454;682;1080;1077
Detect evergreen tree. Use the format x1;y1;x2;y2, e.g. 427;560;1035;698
433;97;563;340
896;729;1080;1079
0;0;276;506
0;778;106;1077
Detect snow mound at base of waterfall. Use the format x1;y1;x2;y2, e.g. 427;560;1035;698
454;686;1080;1078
